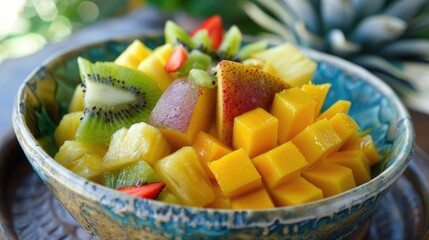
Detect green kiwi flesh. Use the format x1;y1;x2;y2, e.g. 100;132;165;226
75;57;162;144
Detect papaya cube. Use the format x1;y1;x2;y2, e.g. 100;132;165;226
233;108;279;158
208;148;262;198
301;83;331;117
291;119;342;166
115;40;152;69
302;163;356;197
252;141;308;189
317;100;351;121
270;177;323;207
328;113;359;150
271;87;317;144
192;131;232;179
231;187;274;210
361;135;381;166
326;150;371;185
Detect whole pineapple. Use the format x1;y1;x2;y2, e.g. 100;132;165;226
244;0;429;113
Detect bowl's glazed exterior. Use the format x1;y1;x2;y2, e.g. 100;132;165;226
12;34;414;239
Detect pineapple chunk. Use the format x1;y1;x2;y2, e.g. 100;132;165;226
138;54;173;91
54;140;107;168
115;39;152;69
103;122;172;170
152;43;174;65
54;111;83;146
70;153;106;179
68;84;85;113
252;43;317;87
154;147;215;207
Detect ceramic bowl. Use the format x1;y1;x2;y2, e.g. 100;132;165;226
12;33;414;239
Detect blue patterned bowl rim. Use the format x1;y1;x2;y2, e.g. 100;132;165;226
12;32;414;221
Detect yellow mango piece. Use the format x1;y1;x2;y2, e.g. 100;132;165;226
317;100;351;121
206;180;232;209
138;54;173;91
115;40;152;69
340;133;361;151
252;141;308;189
231;187;274;210
271;88;317;144
301;83;331;117
361;135;381;166
54;111;83;146
152;43;174;65
68;84;85;113
326;150;371;185
302;163;356;197
291;119;342;166
160;88;216;150
208;148;262;198
233;108;279;158
271;177;323;207
192;131;232;179
328;113;359;150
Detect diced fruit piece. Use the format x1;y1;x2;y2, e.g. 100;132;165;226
317;100;351;121
149;79;216;150
164;20;193;48
208;148;262;198
155;147;215;207
54;140;107;168
218;25;242;59
252;141;308;189
233;108;279;158
291;119;342;166
117;182;166;199
54;111;83;146
340;133;361;151
270;177;323;207
103;122;172;169
326;150;371;185
114;160;161;189
361;135;381;166
241;58;265;68
191;15;223;50
206;180;232;209
231;187;274;210
138;53;173;91
252;43;317;87
236;41;268;60
157;190;182;205
152;43;174;65
302;163;356;197
216;60;289;144
75;57;162;144
191;29;212;52
68;84;85;113
328;113;359;149
192;131;231;179
301;83;331;117
270;87;317;144
101;170;118;188
114;40;152;69
189;69;217;88
262;60;277;76
178;49;212;76
165;45;188;73
70;153;106;179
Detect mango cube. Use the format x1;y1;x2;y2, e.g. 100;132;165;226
328;113;359;150
252;141;308;189
317;100;351;121
152;43;174;65
302;163;356;197
206;180;232;209
208;148;262;198
138;54;173;91
271;87;317;144
271;177;323;206
233;108;279;158
361;135;381;166
192;131;232;179
291;119;342;166
301;83;331;117
115;39;152;69
326;150;371;185
231;187;274;210
340;133;361;151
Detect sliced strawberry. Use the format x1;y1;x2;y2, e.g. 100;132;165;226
165;45;189;73
117;182;166;199
191;15;223;50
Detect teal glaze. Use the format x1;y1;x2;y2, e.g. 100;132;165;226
12;34;414;239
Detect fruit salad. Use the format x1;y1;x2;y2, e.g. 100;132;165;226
53;15;381;209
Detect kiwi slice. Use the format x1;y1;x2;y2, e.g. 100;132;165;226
75;57;162;144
